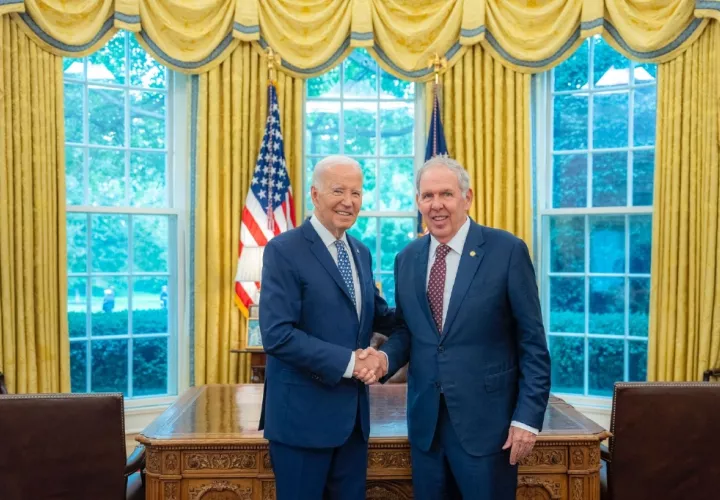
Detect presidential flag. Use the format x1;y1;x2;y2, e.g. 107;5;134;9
418;85;448;235
235;82;296;316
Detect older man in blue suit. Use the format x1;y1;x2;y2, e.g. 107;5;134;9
357;155;551;499
258;155;394;500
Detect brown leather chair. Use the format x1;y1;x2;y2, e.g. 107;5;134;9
0;392;145;500
600;382;720;500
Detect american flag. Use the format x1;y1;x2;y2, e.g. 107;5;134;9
418;84;448;236
234;82;296;315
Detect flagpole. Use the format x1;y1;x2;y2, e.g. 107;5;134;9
266;47;278;232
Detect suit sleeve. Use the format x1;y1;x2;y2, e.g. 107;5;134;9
379;254;411;381
507;239;551;431
259;241;352;386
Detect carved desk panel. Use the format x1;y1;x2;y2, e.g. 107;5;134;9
137;385;609;500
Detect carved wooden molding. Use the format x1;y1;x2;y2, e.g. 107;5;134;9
262;481;276;500
365;481;413;500
517;476;562;499
588;447;600;468
262;451;272;470
188;480;252;500
164;482;179;500
147;450;161;473
165;452;179;473
368;451;411;469
184;452;257;471
521;448;565;467
571;449;584;466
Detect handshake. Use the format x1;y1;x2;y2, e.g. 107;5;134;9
352;347;387;385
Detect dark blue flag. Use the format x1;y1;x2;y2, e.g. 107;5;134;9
418;89;448;235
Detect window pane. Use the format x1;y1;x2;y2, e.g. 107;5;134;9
66;146;85;205
552;154;587;208
592;152;627;207
89;148;125;205
381;70;414;99
87;33;125;85
67;213;88;273
68;277;87;339
133;336;168;396
588;338;624;396
132;277;169;334
88;87;125;146
129;35;166;89
379;159;414;211
629;215;652;274
307;66;340;98
305;101;340;155
549;277;584;333
91;214;129;272
589;215;625;273
593;92;628;148
634;86;656;146
305;157;317;212
133;215;169;273
91;277;128;336
554;41;588;91
632;150;654;206
91;339;128;395
593;38;629;88
550;216;584;273
347;217;377;266
344;101;377;155
131;151;167;207
548;336;584;394
358;158;377;211
380;102;414;155
379;218;414;271
64;83;84;143
629;278;650;337
343;49;377;98
130;91;166;149
553;95;587;150
378;273;395;308
589;277;624;335
628;340;648;381
70;341;87;393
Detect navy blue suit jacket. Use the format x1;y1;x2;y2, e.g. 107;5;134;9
381;221;551;457
258;220;395;448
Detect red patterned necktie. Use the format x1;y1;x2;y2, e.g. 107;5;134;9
427;244;451;333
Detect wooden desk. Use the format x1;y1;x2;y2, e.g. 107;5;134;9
138;384;609;500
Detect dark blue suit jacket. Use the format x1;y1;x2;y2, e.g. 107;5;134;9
381;221;551;457
258;220;395;448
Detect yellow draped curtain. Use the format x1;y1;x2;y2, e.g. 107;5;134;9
0;16;70;394
649;21;720;381
429;45;531;245
192;44;303;384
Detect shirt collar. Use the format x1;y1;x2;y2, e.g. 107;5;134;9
429;216;471;257
310;214;349;248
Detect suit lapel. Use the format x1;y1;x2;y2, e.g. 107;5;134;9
304;222;355;306
414;236;437;334
440;223;486;342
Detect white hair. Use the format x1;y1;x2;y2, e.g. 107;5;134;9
415;154;470;196
311;155;362;189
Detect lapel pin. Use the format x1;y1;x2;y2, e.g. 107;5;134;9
469;250;476;257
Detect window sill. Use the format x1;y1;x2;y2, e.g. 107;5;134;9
124;397;175;435
555;393;612;430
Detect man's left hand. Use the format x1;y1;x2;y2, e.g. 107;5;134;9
502;426;537;465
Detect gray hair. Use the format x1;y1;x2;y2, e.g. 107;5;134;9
311;155;362;189
415;154;470;196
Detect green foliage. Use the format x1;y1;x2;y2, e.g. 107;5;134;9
68;309;169;337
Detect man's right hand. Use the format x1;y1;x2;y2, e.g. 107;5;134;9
352;347;387;384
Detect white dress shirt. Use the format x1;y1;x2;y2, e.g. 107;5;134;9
309;215;361;378
424;217;537;435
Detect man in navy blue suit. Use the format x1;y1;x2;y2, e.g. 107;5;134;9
357;155;551;499
258;155;395;500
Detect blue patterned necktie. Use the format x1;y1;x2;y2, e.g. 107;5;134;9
334;240;356;306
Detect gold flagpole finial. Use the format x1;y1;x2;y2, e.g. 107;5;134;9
267;47;279;83
428;54;447;85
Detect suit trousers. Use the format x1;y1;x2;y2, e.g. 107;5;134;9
411;395;518;500
268;402;367;500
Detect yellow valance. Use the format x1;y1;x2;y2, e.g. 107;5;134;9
0;0;716;77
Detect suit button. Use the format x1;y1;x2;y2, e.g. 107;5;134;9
437;346;444;353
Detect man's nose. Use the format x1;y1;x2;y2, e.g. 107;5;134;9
430;196;443;210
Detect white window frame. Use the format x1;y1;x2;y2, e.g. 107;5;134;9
533;48;655;414
63;40;190;416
